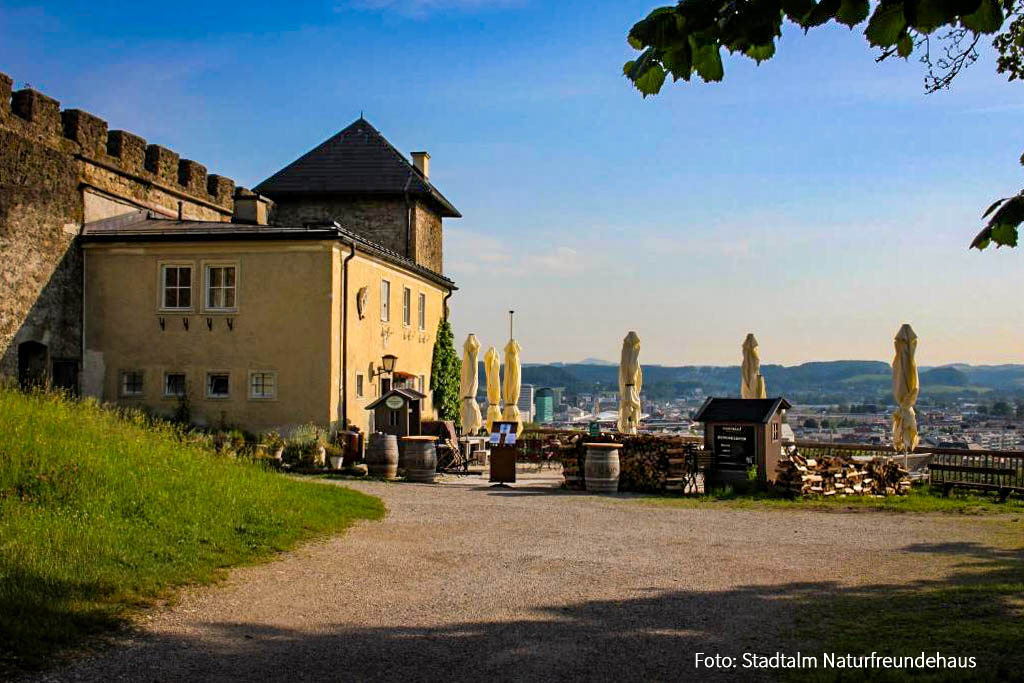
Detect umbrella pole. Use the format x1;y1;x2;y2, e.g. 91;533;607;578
509;310;514;341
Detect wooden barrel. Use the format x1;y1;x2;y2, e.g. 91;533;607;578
402;436;438;483
584;443;622;493
366;433;399;480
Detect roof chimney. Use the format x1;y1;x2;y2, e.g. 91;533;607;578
232;187;273;225
411;151;430;181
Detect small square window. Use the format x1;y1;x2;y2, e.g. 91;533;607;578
164;372;186;398
206;373;230;399
249;371;276;400
161;265;192;310
120;370;144;397
356;373;365;398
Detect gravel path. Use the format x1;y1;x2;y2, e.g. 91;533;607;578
36;471;1011;682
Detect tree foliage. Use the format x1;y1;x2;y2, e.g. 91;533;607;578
624;0;1024;249
429;317;462;424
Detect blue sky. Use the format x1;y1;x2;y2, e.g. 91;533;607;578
3;1;1023;365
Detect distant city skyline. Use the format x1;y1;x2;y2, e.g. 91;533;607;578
3;1;1022;366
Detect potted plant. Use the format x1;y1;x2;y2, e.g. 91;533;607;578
325;444;344;470
260;430;285;461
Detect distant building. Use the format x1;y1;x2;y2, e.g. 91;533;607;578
518;384;535;423
535;387;555;424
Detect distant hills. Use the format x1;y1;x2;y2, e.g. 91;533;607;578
501;360;1024;403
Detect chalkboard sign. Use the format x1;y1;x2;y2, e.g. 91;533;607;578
713;425;755;469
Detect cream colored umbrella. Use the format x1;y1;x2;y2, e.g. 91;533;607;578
460;334;483;436
502;338;523;435
741;333;767;399
483;346;502;433
892;323;920;454
618;331;642;434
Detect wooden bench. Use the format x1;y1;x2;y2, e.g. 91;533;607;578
928;453;1023;501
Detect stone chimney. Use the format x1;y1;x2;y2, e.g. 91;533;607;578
232;187;273;225
411;151;430;181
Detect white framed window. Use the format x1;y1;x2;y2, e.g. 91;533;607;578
120;370;144;397
418;374;425;393
205;264;237;311
206;372;230;399
772;422;780;441
418;293;426;330
403;287;411;326
160;264;193;310
164;372;186;398
381;280;390;321
356;373;365;398
248;371;276;400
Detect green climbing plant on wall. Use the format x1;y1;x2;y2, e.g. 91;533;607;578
430;317;462;424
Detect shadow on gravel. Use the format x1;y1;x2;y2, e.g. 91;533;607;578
34;538;1022;682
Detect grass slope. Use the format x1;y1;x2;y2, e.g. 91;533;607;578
0;389;384;672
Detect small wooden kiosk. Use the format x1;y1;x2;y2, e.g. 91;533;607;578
693;397;791;487
366;388;426;452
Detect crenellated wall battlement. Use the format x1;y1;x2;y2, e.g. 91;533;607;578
0;71;236;213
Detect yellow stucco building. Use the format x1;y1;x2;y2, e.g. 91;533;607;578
79;118;459;435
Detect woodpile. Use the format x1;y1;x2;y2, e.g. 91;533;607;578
775;452;911;497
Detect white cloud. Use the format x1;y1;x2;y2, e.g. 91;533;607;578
446;227;595;280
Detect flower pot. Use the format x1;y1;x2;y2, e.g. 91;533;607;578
329;455;343;469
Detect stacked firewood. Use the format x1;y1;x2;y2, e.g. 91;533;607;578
775;452;911;497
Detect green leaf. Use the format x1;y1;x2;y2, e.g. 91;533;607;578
628;33;644;50
635;62;668;95
804;0;842;27
905;0;955;33
974;237;991;250
982;197;1007;218
781;0;818;21
896;32;914;56
962;0;1004;33
865;2;906;47
990;222;1019;246
692;43;725;81
745;42;777;62
836;0;870;27
662;43;694;79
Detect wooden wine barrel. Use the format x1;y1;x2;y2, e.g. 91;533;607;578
584;443;622;493
366;433;399;480
402;436;438;483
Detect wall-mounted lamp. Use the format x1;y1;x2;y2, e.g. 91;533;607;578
158;317;166;331
227;318;234;331
182;317;189;331
206;317;213;331
371;353;398;379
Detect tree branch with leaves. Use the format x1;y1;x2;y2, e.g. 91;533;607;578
623;0;1024;249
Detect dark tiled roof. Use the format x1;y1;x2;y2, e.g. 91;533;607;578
254;118;461;218
80;213;456;290
365;387;427;410
693;397;792;424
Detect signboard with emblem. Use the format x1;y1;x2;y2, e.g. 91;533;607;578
385;394;404;410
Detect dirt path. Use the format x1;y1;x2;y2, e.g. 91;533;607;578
35;472;1013;682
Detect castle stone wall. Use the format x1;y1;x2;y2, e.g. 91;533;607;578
0;70;237;386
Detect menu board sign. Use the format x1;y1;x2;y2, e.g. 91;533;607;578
713;425;755;469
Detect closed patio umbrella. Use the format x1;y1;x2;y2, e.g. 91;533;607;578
742;333;767;399
460;334;483;436
502;339;523;435
484;346;502;433
618;331;642;434
892;324;920;454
